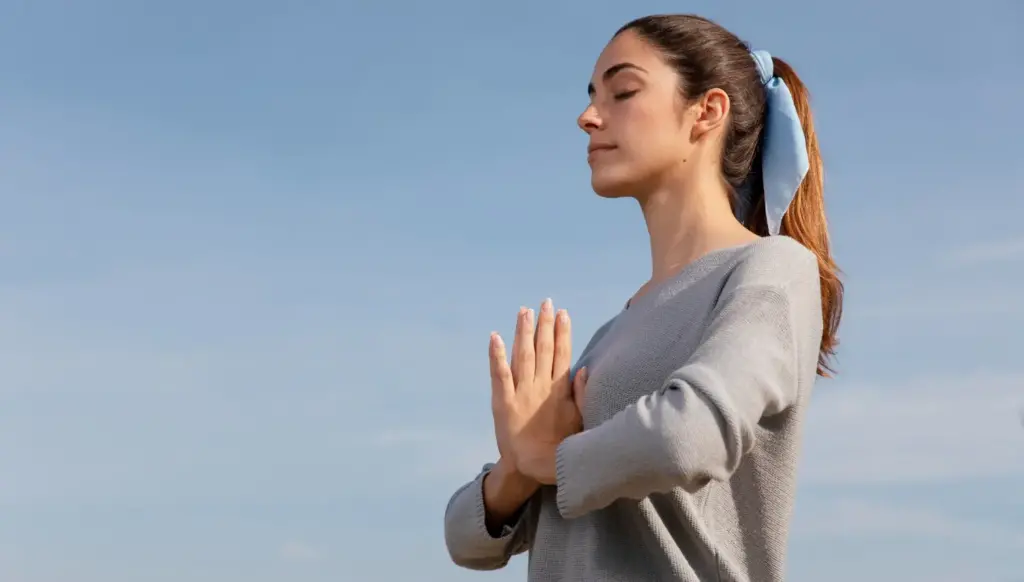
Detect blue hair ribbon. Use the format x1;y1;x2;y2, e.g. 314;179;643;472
749;50;809;236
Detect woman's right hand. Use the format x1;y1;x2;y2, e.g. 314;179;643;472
489;300;570;480
489;305;541;485
489;299;581;485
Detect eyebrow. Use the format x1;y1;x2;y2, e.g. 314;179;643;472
587;62;648;96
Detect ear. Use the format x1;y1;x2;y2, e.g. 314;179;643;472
690;88;730;142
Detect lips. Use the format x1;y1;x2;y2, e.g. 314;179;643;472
587;144;617;162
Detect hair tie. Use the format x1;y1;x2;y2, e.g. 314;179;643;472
749;50;809;236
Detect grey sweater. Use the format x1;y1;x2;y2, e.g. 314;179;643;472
444;236;824;582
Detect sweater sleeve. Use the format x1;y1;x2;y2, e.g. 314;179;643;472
554;281;821;519
444;463;537;570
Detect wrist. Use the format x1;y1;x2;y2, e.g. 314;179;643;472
490;458;537;498
482;458;539;536
517;442;559;486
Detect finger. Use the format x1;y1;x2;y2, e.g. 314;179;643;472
572;366;588;406
552;309;573;395
534;298;556;380
509;306;526;385
489;333;514;406
514;307;536;384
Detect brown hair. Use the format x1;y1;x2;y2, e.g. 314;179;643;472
617;14;844;376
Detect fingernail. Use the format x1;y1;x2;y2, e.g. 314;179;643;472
558;309;568;321
542;298;553;312
527;309;535;324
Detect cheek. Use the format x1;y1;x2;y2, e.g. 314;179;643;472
631;108;688;165
614;98;680;157
589;102;687;196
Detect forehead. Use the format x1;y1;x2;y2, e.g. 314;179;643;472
590;29;666;82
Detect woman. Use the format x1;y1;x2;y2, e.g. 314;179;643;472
444;14;843;582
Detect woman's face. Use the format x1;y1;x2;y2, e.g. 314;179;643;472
578;30;699;199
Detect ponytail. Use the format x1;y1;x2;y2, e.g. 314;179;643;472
767;57;843;377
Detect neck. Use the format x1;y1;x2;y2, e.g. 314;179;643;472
637;175;756;285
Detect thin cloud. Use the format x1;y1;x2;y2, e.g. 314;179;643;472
372;427;499;484
374;428;451;447
942;236;1024;266
801;371;1024;484
852;293;1024;319
794;498;1024;549
279;541;319;562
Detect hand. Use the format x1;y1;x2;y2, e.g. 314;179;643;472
489;299;581;485
488;313;534;479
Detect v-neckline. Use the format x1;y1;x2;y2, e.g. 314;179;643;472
622;240;760;314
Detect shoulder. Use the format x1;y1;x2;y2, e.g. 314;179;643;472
723;236;819;294
713;237;822;333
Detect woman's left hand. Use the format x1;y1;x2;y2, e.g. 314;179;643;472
489;299;581;485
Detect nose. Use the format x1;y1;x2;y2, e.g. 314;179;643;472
577;104;602;133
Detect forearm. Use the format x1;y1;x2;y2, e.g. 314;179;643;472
556;365;741;518
483;458;540;535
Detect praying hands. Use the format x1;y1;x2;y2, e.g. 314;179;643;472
488;299;588;485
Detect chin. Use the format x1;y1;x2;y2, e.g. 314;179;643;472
590;166;642;199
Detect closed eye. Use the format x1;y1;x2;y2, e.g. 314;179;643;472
614;90;639;101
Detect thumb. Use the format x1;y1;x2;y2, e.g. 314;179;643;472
572;366;588;405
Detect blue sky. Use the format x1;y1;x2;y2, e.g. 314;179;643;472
1;0;1022;581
